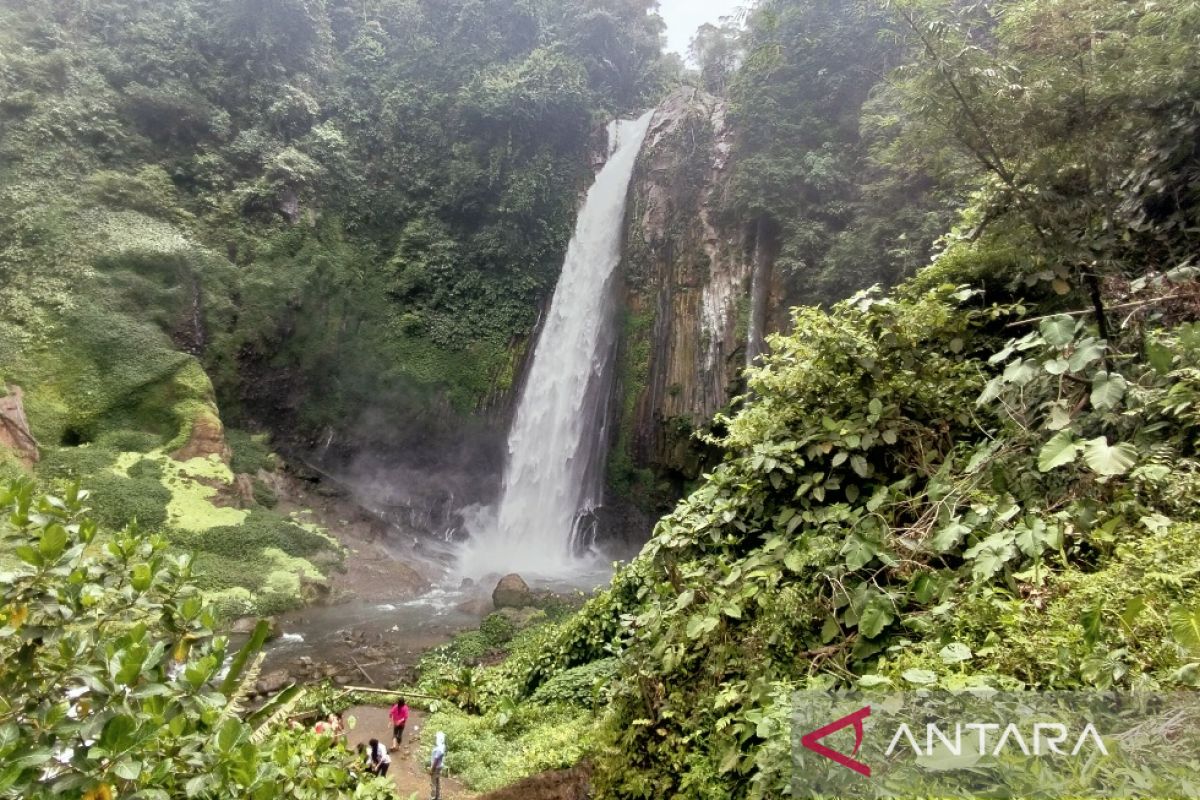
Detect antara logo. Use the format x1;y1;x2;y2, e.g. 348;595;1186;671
800;706;872;777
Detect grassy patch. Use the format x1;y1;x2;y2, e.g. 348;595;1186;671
423;705;595;792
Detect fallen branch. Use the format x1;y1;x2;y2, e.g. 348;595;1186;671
1005;294;1186;328
349;655;375;685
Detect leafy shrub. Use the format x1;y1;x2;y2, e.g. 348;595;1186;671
0;480;394;798
480;612;517;647
177;509;336;560
87;470;171;531
37;444;118;479
85;165;184;220
449;631;490;665
187;548;325;618
252;476;279;508
0;450;24;483
127;457;165;481
529;658;617;708
226;428;274;475
422;704;596;792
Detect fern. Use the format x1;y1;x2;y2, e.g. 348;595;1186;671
218;651;265;726
251;687;307;745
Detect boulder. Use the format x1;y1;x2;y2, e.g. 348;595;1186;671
492;573;533;609
0;385;39;468
255;669;291;696
299;576;331;605
229;616;281;639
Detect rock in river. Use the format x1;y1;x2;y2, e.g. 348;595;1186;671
492;573;533;609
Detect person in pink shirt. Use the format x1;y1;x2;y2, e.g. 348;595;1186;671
389;697;409;751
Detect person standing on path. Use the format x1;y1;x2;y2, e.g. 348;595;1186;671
389;697;410;751
430;731;446;800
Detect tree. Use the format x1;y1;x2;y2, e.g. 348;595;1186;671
688;19;742;94
727;0;900;302
0;479;393;799
884;0;1200;327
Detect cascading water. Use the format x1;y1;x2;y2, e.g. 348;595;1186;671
459;110;655;579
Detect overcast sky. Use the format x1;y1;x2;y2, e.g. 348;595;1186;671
657;0;746;59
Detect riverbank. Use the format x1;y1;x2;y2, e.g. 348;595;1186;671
241;465;494;689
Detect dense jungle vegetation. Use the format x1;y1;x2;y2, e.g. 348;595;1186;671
409;0;1200;798
3;0;1200;797
0;0;664;449
0;0;665;620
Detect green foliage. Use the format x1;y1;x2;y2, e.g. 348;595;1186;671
174;509;339;562
528;657;617;708
126;457;165;482
423;703;594;792
0;480;395;799
448;632;491;666
94;429;165;453
498;271;1200;798
479;612;517;647
0;0;665;452
885;0;1200;294
226;429;274;475
251;478;279;509
727;0;955;302
86;470;172;532
36;445;119;480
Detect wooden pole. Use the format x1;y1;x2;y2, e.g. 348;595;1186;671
340;686;441;701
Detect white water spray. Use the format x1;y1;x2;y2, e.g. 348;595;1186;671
460;111;655;579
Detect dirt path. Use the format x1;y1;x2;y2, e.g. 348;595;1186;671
346;705;477;800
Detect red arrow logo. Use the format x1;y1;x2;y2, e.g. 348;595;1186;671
800;706;872;777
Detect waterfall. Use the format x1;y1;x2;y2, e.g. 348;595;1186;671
460;110;655;579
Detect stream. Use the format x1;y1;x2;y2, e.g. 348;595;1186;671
257;568;616;690
258;584;486;688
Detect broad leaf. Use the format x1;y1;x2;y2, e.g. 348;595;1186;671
939;643;973;664
1046;402;1072;431
1039;315;1076;348
1015;518;1060;557
220;620;271;697
1147;340;1175;374
1043;357;1069;375
930;522;969;553
1068;339;1105;372
1170;605;1200;655
965;532;1017;582
1038;431;1081;472
1081;603;1104;647
1082;437;1137;476
857;674;893;688
1003;359;1036;385
858;597;894;639
901;668;937;686
1090;371;1127;411
842;534;878;570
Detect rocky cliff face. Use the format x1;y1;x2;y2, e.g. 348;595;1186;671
606;88;767;514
